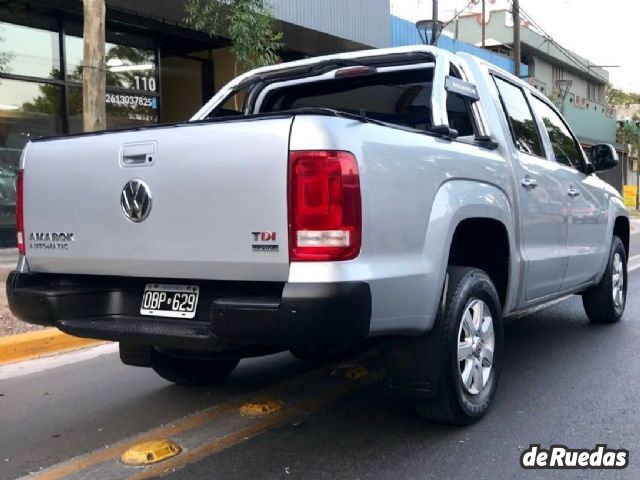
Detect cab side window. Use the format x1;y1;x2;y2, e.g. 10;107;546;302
530;96;585;170
493;76;544;157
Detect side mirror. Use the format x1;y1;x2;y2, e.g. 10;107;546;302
590;144;618;172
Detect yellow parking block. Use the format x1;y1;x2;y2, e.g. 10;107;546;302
0;328;106;365
121;439;181;465
240;399;284;417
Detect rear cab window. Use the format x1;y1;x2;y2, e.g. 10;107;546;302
261;67;477;137
492;76;544;157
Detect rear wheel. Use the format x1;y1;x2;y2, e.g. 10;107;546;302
582;236;627;324
384;267;503;425
151;349;239;386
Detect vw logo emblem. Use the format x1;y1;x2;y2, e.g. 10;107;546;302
121;179;152;222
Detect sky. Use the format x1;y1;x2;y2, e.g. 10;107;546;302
390;0;638;92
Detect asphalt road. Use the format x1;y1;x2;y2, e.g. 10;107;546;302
2;230;640;480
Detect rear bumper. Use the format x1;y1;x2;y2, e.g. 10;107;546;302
6;272;371;350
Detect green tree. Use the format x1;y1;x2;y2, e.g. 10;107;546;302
185;0;284;74
547;89;564;112
618;119;640;189
0;25;15;75
618;120;640;153
607;85;640;107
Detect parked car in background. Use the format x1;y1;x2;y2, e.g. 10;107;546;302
0;148;19;246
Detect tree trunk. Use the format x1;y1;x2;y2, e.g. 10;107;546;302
83;0;106;132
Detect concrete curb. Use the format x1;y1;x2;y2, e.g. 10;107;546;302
0;328;107;365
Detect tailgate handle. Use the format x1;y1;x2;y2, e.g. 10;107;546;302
121;142;156;167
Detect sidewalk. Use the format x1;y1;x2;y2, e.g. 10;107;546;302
0;247;18;272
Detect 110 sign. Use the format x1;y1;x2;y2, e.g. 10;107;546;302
133;76;157;92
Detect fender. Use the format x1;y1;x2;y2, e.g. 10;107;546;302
416;179;519;330
594;196;629;284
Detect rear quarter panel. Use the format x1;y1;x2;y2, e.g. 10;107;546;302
288;115;517;335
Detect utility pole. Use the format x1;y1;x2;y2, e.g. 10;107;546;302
481;0;486;47
454;8;459;39
430;0;440;45
512;0;521;77
83;0;106;132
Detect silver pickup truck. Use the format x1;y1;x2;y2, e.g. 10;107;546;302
7;46;628;425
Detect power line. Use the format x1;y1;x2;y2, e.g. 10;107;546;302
503;0;609;84
506;0;609;83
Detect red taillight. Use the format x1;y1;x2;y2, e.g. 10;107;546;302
288;151;361;261
16;169;24;255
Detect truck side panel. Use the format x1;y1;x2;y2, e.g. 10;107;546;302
287;115;515;335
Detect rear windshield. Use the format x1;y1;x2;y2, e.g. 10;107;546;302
261;68;475;136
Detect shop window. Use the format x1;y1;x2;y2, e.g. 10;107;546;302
0;21;61;79
0;78;62;233
65;36;157;93
160;56;204;122
0;78;63;148
65;33;160;133
67;86;158;133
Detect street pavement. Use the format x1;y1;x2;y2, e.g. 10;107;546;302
2;232;640;480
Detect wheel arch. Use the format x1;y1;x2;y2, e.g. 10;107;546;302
421;180;519;327
448;217;511;308
614;215;630;257
594;198;630;284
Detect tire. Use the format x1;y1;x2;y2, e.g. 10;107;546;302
385;267;503;425
151;349;239;386
582;236;627;324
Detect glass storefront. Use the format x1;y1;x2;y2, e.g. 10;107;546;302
0;79;63;237
65;36;160;132
0;19;160;243
0;22;61;79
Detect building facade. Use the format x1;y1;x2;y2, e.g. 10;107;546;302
391;15;527;77
0;0;391;243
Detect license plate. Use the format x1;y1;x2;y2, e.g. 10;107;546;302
140;284;199;319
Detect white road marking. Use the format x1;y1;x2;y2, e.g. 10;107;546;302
628;254;640;272
0;342;118;380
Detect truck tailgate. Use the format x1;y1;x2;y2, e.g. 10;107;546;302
22;118;293;281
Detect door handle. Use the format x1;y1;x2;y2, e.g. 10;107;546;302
521;176;538;190
567;186;580;198
120;142;156;166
